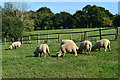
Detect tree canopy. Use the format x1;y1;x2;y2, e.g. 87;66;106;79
2;3;119;40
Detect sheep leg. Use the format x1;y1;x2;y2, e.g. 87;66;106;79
98;48;100;51
43;52;46;57
47;49;50;56
61;48;66;57
15;46;17;49
34;52;39;57
107;45;111;52
88;50;90;54
40;53;42;57
63;51;66;57
104;46;107;52
47;52;50;56
80;49;83;54
73;49;77;56
84;49;86;54
88;47;91;54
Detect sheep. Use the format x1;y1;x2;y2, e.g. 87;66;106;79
91;39;111;52
61;39;78;49
9;41;21;50
78;40;92;54
61;40;74;45
34;44;50;57
56;42;79;57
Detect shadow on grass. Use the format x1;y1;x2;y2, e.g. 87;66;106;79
26;55;58;58
26;55;34;57
5;49;10;50
50;55;57;58
78;53;91;55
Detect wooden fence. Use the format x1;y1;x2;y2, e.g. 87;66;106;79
1;27;119;44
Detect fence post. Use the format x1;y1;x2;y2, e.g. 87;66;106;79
47;34;49;43
86;32;88;40
37;34;40;44
84;31;86;40
21;37;23;44
70;32;72;40
58;33;61;43
4;38;6;45
99;28;102;40
29;35;31;43
115;27;118;40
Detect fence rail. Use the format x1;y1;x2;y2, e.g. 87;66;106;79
1;27;119;44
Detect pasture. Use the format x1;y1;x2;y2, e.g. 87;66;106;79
2;28;119;78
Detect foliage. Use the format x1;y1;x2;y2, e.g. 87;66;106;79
20;11;35;31
53;12;73;29
36;7;53;14
101;17;113;27
2;3;118;32
113;15;120;26
73;5;113;28
33;7;54;30
2;17;23;41
72;10;86;28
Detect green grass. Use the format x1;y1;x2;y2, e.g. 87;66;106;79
21;28;116;42
9;28;115;46
2;40;119;78
2;28;117;44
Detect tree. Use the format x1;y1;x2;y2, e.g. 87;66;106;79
53;12;73;29
101;17;112;27
0;5;2;38
113;15;120;26
36;7;53;14
3;2;33;31
34;7;54;30
2;17;23;41
73;10;86;28
3;2;13;12
20;11;35;31
82;5;113;28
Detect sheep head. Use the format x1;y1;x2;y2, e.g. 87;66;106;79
56;51;63;57
9;45;12;50
34;52;39;57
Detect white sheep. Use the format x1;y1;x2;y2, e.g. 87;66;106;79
34;44;50;57
61;39;78;49
91;39;111;52
56;42;78;57
61;40;74;45
9;41;21;50
78;40;92;54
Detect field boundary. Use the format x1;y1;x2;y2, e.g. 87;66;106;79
1;27;119;44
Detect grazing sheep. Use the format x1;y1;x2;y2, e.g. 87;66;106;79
61;39;78;49
9;41;21;50
56;42;78;57
61;40;74;45
78;40;92;54
91;39;111;52
34;44;50;57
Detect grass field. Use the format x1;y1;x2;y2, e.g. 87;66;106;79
22;28;116;42
2;40;119;78
1;28;120;78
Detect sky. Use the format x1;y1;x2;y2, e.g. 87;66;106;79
27;2;118;15
0;0;119;2
1;1;119;15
